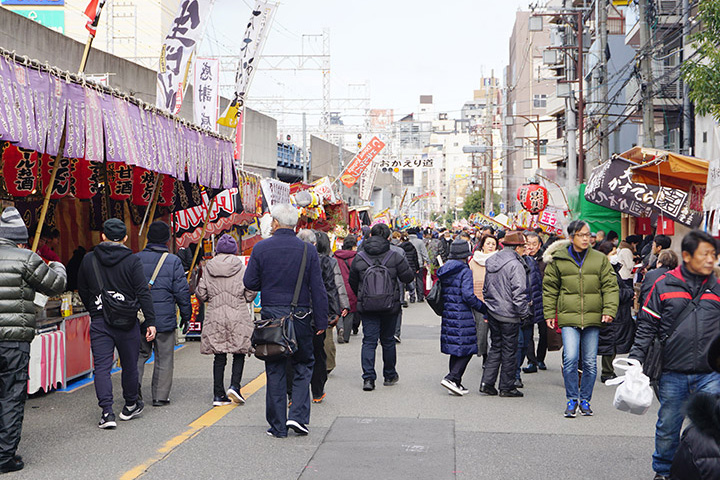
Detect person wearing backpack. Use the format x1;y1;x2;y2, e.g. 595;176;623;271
136;221;191;407
77;219;156;429
349;223;414;391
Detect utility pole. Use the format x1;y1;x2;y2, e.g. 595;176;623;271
302;112;308;182
577;11;586;181
682;0;691;155
638;0;655;147
598;0;610;162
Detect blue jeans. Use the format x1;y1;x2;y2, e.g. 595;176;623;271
653;371;720;476
361;313;398;381
516;325;533;379
561;326;599;402
261;306;314;437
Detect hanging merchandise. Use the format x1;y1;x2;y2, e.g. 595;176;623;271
1;143;38;197
517;182;549;215
107;162;133;200
657;216;675;235
635;217;653;236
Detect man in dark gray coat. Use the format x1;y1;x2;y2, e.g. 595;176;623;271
480;231;530;398
0;207;66;473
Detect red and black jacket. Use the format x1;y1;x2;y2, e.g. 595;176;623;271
630;266;720;374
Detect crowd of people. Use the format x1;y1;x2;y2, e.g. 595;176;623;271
1;202;720;479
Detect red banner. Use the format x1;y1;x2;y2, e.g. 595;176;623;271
107;162;132;200
69;157;102;199
340;136;386;188
2;144;38;197
40;153;72;199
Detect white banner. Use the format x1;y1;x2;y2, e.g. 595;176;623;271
193;57;219;132
260;178;290;208
359;159;379;201
157;0;216;114
217;1;276;128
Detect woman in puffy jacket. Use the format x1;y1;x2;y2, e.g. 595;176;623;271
196;234;256;407
437;239;486;396
469;235;497;360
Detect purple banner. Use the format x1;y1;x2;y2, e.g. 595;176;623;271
28;68;50;154
113;97;137;166
10;63;37;150
63;82;85;159
0;57;19;143
46;75;66;157
84;89;104;162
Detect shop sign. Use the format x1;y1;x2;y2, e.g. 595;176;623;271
1;1;64;5
12;9;64;33
260;178;290;208
340;136;386;188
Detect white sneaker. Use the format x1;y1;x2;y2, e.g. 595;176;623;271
441;378;464;396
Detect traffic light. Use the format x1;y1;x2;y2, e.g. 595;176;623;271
357;141;362;149
357;133;362;139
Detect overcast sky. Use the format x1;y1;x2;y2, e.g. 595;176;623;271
203;0;531;121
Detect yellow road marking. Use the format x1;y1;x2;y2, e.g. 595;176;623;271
120;372;266;480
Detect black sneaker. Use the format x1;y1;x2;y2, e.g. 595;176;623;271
441;378;463;396
479;383;498;396
653;474;669;480
98;411;117;429
213;395;232;406
383;375;399;386
286;420;309;436
522;364;538;373
537;362;547;370
119;400;144;421
499;388;524;397
564;399;579;418
579;400;593;416
363;379;375;391
394;335;402;343
0;457;24;473
227;386;245;405
514;378;524;389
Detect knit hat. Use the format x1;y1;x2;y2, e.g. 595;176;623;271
0;207;28;244
216;234;238;255
503;230;526;246
147;221;170;244
103;218;126;242
448;239;471;260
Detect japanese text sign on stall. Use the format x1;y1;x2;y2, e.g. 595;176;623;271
585;157;702;228
341;136;386;188
157;0;216;114
358;159;379;201
260;178;290;209
378;155;434;170
193;57;219;132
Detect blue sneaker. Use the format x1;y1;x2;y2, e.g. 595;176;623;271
564;399;578;418
579;400;593;416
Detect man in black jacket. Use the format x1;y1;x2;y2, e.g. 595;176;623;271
0;207;66;474
630;230;720;480
349;223;413;391
78;219;156;429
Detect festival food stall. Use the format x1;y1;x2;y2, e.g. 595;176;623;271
0;48;236;392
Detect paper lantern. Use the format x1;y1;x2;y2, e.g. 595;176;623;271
70;158;101;199
132;166;156;206
2;143;38;197
107;162;133;200
517;183;549;215
158;175;175;207
40;153;73;199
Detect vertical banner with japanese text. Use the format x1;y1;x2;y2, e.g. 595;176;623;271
157;0;216;114
193;57;219;132
358;159;379;201
217;1;276;128
340;136;386;188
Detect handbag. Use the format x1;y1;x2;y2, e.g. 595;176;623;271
92;256;140;331
137;252;168;325
251;244;307;361
426;279;443;316
643;284;705;383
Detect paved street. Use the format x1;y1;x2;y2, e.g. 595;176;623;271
11;303;658;480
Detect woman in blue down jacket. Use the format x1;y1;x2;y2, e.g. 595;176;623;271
437;239;486;396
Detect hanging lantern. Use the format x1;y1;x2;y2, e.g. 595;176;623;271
40;153;72;199
158;175;176;207
517;182;549;215
131;166;156;206
107;162;133;200
2;143;38;197
70;158;102;200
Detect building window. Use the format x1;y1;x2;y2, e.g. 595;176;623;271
704;132;708;143
532;139;548;156
523;159;534;169
533;94;547;108
402;169;414;185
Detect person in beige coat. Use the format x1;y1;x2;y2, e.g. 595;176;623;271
196;235;256;407
469;235;498;359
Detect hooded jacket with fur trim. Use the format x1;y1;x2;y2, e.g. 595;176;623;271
542;240;619;328
671;392;720;480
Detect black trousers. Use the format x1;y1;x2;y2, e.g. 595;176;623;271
0;342;30;464
447;355;472;385
526;323;548;365
213;353;245;397
310;331;327;398
481;315;520;391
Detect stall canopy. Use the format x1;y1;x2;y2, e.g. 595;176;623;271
621;147;709;191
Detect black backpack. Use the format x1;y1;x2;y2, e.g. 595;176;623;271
357;251;395;313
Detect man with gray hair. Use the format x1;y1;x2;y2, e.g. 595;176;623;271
244;204;328;438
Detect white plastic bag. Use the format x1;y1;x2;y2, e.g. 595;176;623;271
606;358;653;415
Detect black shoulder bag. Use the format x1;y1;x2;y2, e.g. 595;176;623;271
643;285;705;383
92;256;140;331
251;244;306;361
